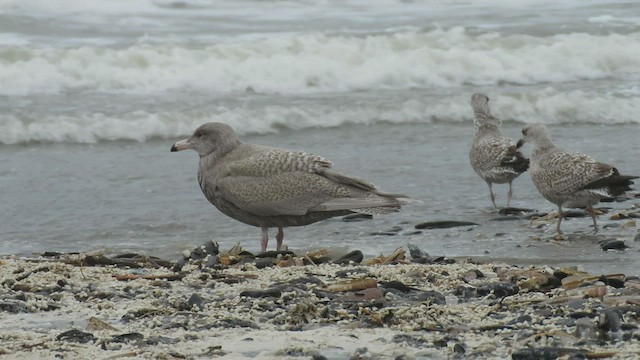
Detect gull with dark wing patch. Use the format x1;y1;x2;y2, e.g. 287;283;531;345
469;93;529;208
171;122;411;252
517;124;637;236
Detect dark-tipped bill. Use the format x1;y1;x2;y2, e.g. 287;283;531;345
171;138;191;152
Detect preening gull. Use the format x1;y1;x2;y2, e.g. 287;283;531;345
469;93;529;207
171;122;411;252
517;124;638;236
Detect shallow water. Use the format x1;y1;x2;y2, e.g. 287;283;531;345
2;122;639;275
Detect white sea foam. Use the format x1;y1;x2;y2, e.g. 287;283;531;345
2;28;640;96
2;88;639;144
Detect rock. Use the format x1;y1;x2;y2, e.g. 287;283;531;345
508;315;532;325
57;330;96;344
634;233;640;242
255;250;295;258
407;243;431;262
599;308;623;333
110;332;144;343
490;216;521;221
254;257;275;269
341;214;373;222
415;221;479;230
0;300;28;313
369;226;403;236
188;293;206;311
599;239;628;251
239;288;282;298
335;268;370;278
498;207;536;216
412;290;446;305
462;269;484;283
453;343;466;355
334;250;364;265
380;280;415;293
477;282;518;298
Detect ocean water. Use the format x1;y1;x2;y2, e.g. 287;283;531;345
1;0;639;274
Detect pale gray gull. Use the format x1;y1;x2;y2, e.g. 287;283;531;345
469;93;529;208
516;124;637;236
171;122;411;252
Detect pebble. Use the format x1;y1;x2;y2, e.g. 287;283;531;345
414;221;479;230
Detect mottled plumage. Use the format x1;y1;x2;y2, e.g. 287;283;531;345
517;124;637;235
171;122;410;252
469;93;529;207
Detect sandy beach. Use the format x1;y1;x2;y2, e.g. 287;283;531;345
2;244;640;359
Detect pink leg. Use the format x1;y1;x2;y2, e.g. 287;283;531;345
506;181;513;208
487;182;497;208
556;206;564;235
276;226;284;251
261;225;269;253
587;205;598;233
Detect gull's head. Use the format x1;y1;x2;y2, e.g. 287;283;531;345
517;124;552;149
171;122;240;157
470;93;499;128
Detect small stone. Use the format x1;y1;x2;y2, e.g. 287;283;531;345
334;250;364;265
188;293;206;311
239;288;282;298
341;214;373;222
415;221;479;230
599;239;627;251
57;330;95;344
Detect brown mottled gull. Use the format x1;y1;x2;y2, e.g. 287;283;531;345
517;124;637;236
469;93;529;208
171;122;410;252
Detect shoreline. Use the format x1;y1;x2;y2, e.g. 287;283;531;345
1;245;640;359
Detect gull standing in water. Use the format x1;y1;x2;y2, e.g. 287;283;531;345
171;122;411;252
469;93;529;208
517;124;637;236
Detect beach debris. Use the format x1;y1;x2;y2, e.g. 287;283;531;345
362;247;405;265
415;220;479;229
86;317;119;332
3;245;640;359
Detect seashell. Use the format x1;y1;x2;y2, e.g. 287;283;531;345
86;317;119;332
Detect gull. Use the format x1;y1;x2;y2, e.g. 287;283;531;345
171;122;411;252
469;93;529;207
517;124;637;236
